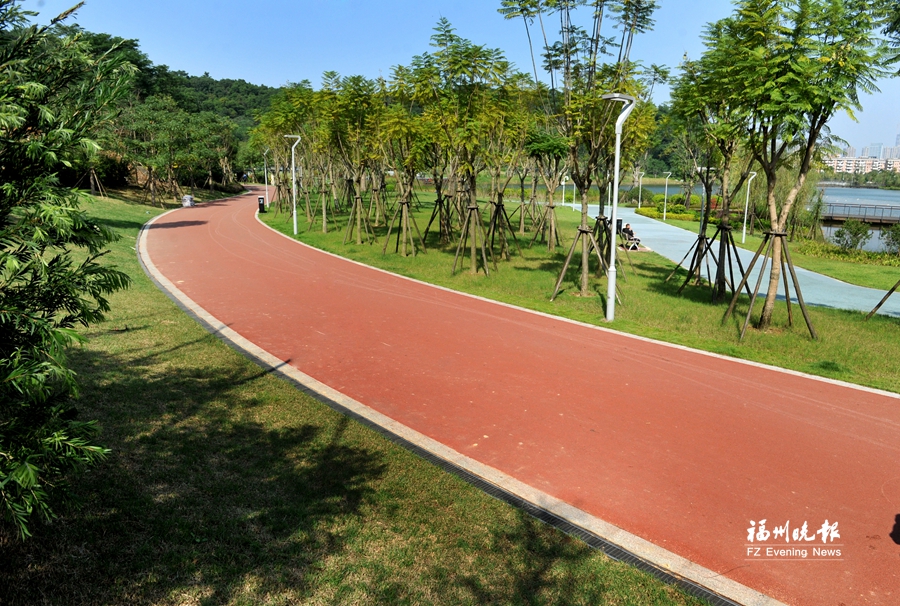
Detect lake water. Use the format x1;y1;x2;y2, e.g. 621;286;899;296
819;187;900;252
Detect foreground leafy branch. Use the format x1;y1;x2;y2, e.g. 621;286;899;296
0;0;133;538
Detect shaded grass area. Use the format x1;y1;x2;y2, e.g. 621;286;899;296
658;217;900;290
0;194;707;605
100;184;238;209
262;194;900;393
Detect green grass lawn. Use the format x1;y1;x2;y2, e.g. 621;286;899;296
262;193;900;394
657;217;900;290
0;193;708;605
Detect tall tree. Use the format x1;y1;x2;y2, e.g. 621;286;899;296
506;0;658;296
0;0;133;538
724;0;891;329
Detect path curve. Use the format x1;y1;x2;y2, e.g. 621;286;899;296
140;188;900;606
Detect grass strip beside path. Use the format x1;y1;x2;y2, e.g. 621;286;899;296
262;194;900;394
0;193;707;605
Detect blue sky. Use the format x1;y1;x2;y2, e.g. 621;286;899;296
23;0;900;151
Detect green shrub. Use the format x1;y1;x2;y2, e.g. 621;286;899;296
635;208;697;222
794;239;900;267
833;218;872;251
881;224;900;254
668;193;701;209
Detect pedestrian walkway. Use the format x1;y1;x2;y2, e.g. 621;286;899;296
140;189;900;606
565;205;900;317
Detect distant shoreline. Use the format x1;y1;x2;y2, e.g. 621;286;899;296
819;182;900;191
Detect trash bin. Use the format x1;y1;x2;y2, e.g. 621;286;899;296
258;196;266;213
616;218;623;234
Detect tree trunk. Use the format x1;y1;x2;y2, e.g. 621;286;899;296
580;187;590;296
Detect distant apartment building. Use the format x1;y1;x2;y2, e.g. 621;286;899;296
823;156;900;174
843;145;856;157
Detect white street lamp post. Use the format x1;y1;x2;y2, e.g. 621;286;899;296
284;135;301;235
263;148;270;208
742;171;758;244
637;172;645;208
601;93;636;322
663;171;672;221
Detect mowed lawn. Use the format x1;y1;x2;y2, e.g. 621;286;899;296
0;193;708;605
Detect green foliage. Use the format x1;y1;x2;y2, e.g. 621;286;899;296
669;193;700;208
0;0;131;538
525;131;569;160
622;187;653;204
115;96;237;197
795;238;900;267
636;207;695;221
881;223;900;254
833;219;872;251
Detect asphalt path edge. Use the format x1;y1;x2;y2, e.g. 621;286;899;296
136;203;787;606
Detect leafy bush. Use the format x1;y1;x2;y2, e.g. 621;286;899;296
833;218;872;251
655;199;687;213
881;224;900;254
635;208;696;222
794;240;900;267
1;2;133;538
668;193;701;208
622;187;654;205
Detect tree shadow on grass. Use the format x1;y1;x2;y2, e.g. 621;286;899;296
0;344;387;606
431;509;700;606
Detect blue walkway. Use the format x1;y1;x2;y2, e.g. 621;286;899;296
564;205;900;318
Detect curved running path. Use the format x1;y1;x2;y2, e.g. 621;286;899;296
141;188;900;606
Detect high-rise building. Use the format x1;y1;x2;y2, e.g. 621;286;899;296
896;133;900;147
844;146;856;157
862;143;883;158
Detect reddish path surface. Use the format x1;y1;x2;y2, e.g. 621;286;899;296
144;189;900;606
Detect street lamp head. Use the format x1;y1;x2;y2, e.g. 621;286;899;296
602;92;636;135
601;92;635;103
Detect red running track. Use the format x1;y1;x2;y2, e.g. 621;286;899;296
143;189;900;606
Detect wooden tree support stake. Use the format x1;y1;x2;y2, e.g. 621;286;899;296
423;194;453;244
382;199;426;257
452;203;490;276
486;196;523;263
343;194;373;245
551;226;622;305
723;231;817;340
865;277;900;320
